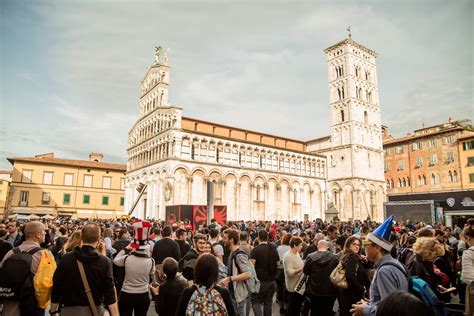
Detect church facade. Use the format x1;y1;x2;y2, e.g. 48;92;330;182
124;37;386;222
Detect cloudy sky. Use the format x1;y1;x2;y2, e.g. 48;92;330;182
0;0;472;170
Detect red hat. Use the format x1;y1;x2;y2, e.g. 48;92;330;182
130;220;151;250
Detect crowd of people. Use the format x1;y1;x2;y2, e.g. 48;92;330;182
0;215;473;316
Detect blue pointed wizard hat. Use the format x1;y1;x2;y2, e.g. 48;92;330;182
367;215;394;251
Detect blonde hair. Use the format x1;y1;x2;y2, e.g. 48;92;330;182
62;231;82;253
412;237;445;262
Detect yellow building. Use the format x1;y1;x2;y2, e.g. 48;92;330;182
458;135;474;190
5;153;126;219
0;170;12;217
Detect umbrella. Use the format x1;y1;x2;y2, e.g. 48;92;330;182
29;214;40;219
41;214;55;219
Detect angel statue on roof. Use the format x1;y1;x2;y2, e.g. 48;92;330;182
154;46;163;63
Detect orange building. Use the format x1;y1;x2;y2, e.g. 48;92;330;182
383;118;473;194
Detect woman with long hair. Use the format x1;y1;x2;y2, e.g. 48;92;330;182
283;237;304;316
176;253;236;316
339;236;370;316
61;231;81;254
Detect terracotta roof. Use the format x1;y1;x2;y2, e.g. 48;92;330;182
383;126;468;146
7;156;126;172
457;134;474;141
0;170;11;174
182;116;308;144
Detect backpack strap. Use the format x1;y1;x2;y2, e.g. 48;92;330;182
378;261;409;279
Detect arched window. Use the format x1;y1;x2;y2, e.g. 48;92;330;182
386;180;390;189
449;171;453;182
358;88;362;99
390;179;394;188
398;179;402;188
356;86;359;98
341;110;345;122
453;171;458;182
402;178;407;187
431;173;437;184
407;178;411;186
366;91;372;103
341;86;345;98
364;111;368;124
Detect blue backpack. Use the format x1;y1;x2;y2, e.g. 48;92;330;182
380;262;447;316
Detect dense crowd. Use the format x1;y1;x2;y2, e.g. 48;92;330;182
0;215;473;316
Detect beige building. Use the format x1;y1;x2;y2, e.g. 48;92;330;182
458;134;474;189
383;118;473;194
0;170;12;217
5;153;126;219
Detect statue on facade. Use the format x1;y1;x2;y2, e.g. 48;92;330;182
154;46;163;63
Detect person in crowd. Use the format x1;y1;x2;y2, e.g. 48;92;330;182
375;291;435;316
351;215;409;316
6;221;22;247
398;234;416;265
250;229;280;316
50;223;118;316
210;228;225;262
61;230;81;254
238;231;253;255
0;228;13;262
113;227;131;254
103;227;116;258
176;228;190;259
113;220;156;316
407;237;447;299
276;232;292;313
325;225;339;253
304;239;339;316
51;226;68;262
339;236;370;316
283;236;304;316
177;253;236;316
180;233;207;282
220;229;252;316
303;232;324;259
151;257;188;316
461;225;474;316
1;221;52;316
152;225;181;264
204;240;228;281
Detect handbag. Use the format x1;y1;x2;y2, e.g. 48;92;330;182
329;262;348;289
294;273;308;296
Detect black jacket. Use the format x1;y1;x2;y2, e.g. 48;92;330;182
304;250;339;297
51;246;116;307
408;255;442;299
341;253;370;296
154;277;188;316
152;237;181;264
179;249;199;281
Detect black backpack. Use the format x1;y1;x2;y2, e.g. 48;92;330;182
0;247;41;315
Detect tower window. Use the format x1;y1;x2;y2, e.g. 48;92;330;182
216;148;220;163
191;144;195;160
341;110;345;122
364;111;368;124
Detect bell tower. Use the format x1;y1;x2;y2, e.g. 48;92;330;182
322;31;385;221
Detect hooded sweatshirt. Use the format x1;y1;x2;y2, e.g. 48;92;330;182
303;250;339;297
51;245;116;307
